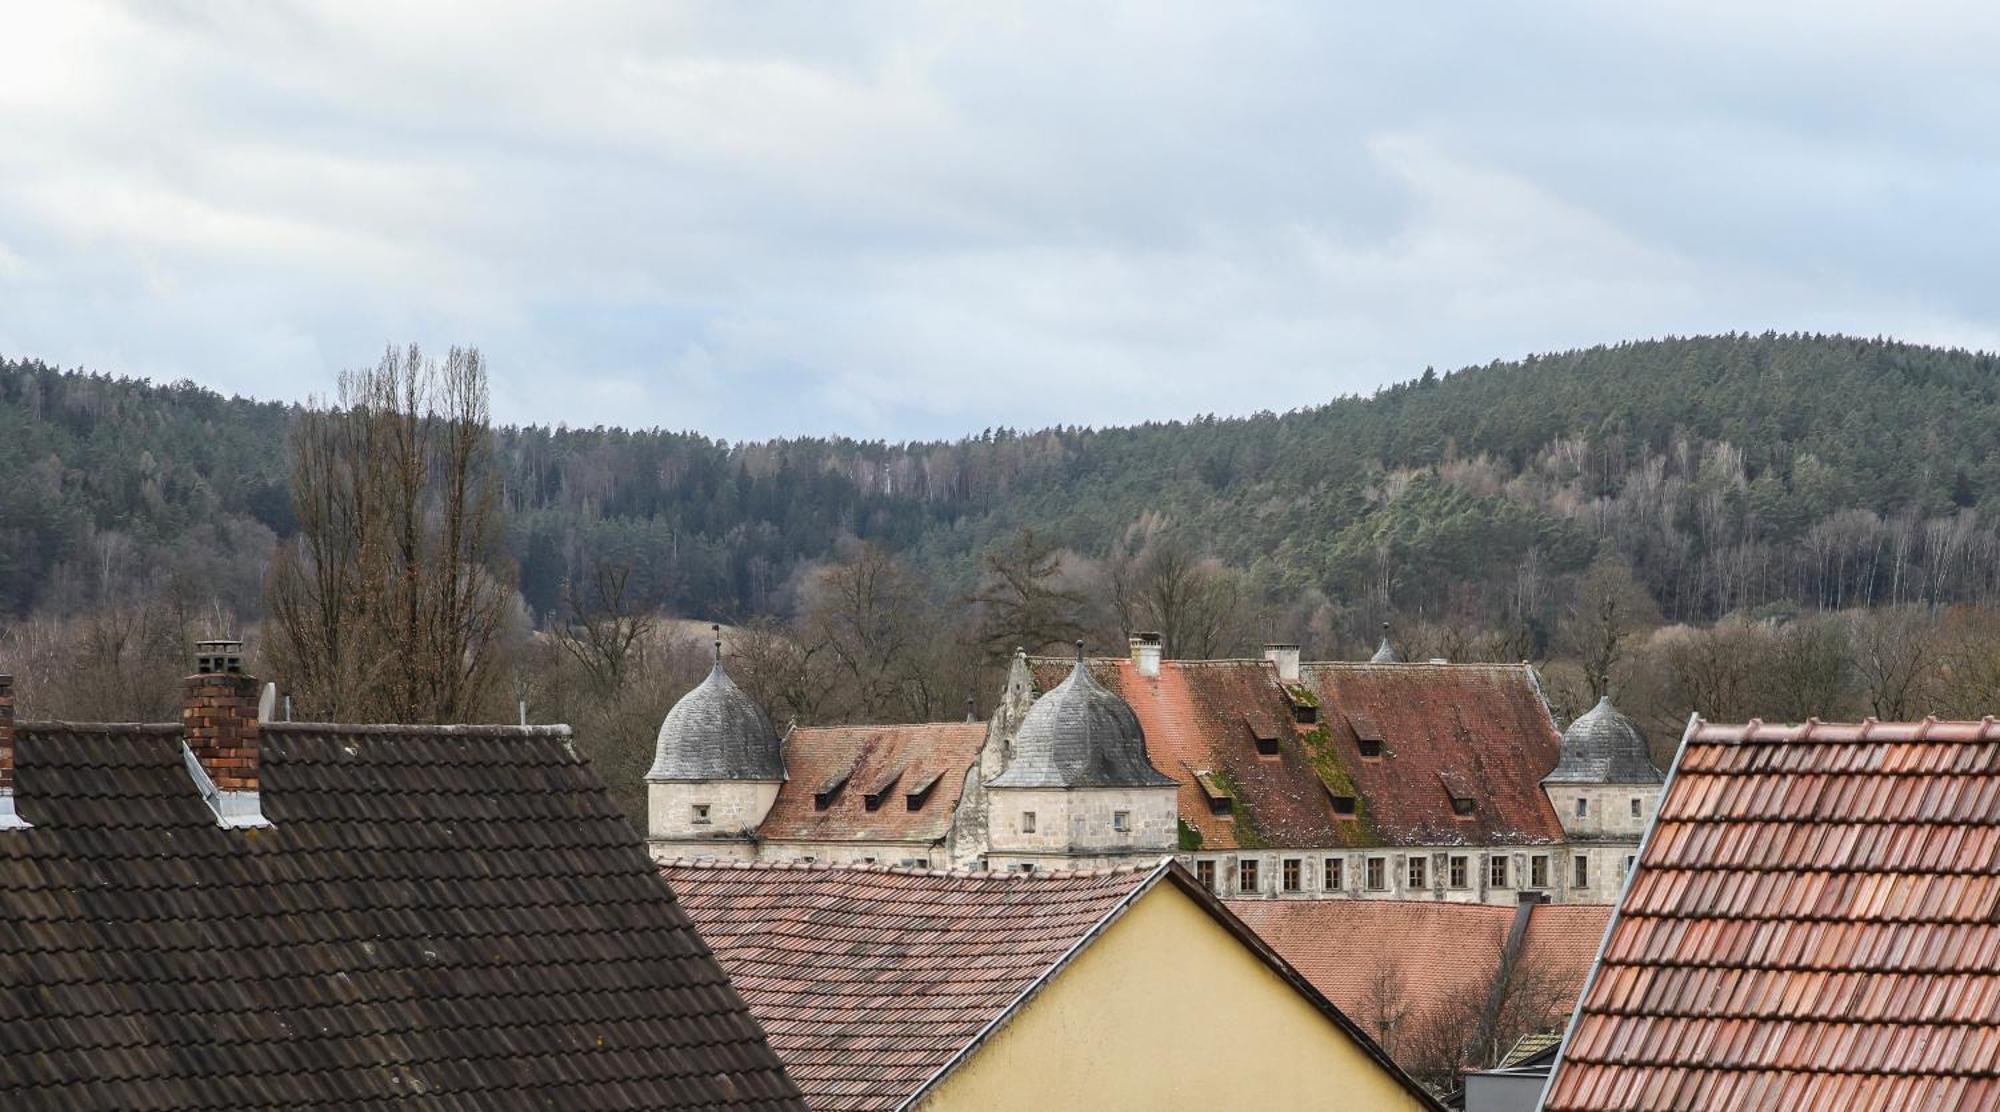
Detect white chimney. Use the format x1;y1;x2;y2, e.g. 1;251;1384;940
1130;633;1163;678
1263;644;1301;682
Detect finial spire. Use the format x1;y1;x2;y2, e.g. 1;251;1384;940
1075;638;1086;664
712;623;722;666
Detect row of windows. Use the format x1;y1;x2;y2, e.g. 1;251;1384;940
1191;852;1575;895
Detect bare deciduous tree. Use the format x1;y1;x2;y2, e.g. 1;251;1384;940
265;345;514;722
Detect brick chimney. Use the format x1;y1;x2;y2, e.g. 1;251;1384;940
0;672;22;829
182;640;269;827
1263;643;1301;682
1130;632;1163;678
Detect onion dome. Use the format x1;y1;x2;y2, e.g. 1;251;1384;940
1544;695;1664;785
646;629;784;782
1369;623;1400;664
988;643;1175;789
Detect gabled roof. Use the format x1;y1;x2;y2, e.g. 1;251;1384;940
1027;657;1566;849
1544;717;2000;1111
0;721;802;1110
1227;898;1609;1052
661;858;1441;1111
757;722;985;844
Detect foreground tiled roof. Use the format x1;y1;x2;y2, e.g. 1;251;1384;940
1027;658;1566;849
0;721;802;1110
659;860;1156;1110
757;722;985;844
1545;718;2000;1111
1226;898;1608;1047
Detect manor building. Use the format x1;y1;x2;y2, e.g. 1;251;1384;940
646;635;1664;906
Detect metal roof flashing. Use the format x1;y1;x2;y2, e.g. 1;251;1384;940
181;740;270;829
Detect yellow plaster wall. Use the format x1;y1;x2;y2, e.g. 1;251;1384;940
915;881;1433;1111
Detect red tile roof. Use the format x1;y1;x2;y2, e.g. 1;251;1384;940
661;860;1157;1110
1227;898;1609;1052
758;723;984;845
662;859;1442;1111
1544;718;2000;1111
1299;663;1567;846
1026;658;1566;849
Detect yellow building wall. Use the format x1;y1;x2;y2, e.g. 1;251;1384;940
916;882;1433;1111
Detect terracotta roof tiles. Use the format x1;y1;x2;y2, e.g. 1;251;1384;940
1027;658;1566;850
758;723;984;845
658;859;1158;1110
1544;717;2000;1111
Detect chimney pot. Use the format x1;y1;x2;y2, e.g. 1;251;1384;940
1262;643;1301;683
1129;633;1163;678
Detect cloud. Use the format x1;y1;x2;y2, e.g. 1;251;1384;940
2;1;1998;438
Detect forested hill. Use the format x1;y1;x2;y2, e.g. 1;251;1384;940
7;333;2000;641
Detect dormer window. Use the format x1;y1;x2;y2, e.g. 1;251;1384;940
1452;795;1476;817
863;767;904;813
1245;713;1281;757
1194;770;1235;817
904;769;943;811
1293;703;1318;725
1331;794;1357;817
691;803;712;825
814;767;853;811
1348;711;1386;758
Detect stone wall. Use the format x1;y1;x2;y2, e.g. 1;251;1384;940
647;779;780;841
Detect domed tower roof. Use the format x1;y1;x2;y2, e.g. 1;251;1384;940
646;630;784;782
1544;695;1664;785
1369;623;1400;664
988;644;1175;790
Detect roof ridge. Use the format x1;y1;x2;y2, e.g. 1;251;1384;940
656;857;1164;879
263;722;575;737
16;721;184;735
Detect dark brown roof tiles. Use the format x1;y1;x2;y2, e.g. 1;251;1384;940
0;721;802;1110
1545;717;2000;1111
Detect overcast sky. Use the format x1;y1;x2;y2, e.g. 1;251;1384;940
4;2;1998;441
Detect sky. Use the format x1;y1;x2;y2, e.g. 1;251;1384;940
4;2;2000;442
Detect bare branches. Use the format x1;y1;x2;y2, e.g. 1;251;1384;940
264;345;514;722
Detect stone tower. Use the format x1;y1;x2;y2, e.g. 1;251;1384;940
1541;694;1665;900
982;642;1178;871
646;628;785;862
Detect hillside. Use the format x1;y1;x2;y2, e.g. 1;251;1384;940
7;333;2000;645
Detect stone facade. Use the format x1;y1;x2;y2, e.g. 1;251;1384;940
647;779;781;860
984;784;1178;871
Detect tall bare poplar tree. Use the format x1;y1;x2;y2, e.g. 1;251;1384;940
266;345;513;722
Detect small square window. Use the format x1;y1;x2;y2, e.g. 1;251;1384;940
1238;858;1260;893
1407;856;1427;889
1489;855;1509;888
1631;797;1643;818
1358;738;1384;758
1282;858;1302;892
1452;796;1475;817
1293;703;1318;725
1324;857;1343;891
1574;854;1590;888
1113;810;1131;833
1531;855;1550;888
1624;854;1635;875
861;856;877;865
1018;863;1037;873
1365;857;1386;890
1576;797;1588;817
1021;811;1037;834
1331;795;1357;816
1254;735;1280;757
1195;859;1217;891
1448;855;1468;889
691;803;712;825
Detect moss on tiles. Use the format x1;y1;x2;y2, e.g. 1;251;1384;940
1298;721;1380;847
1177;818;1203;851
